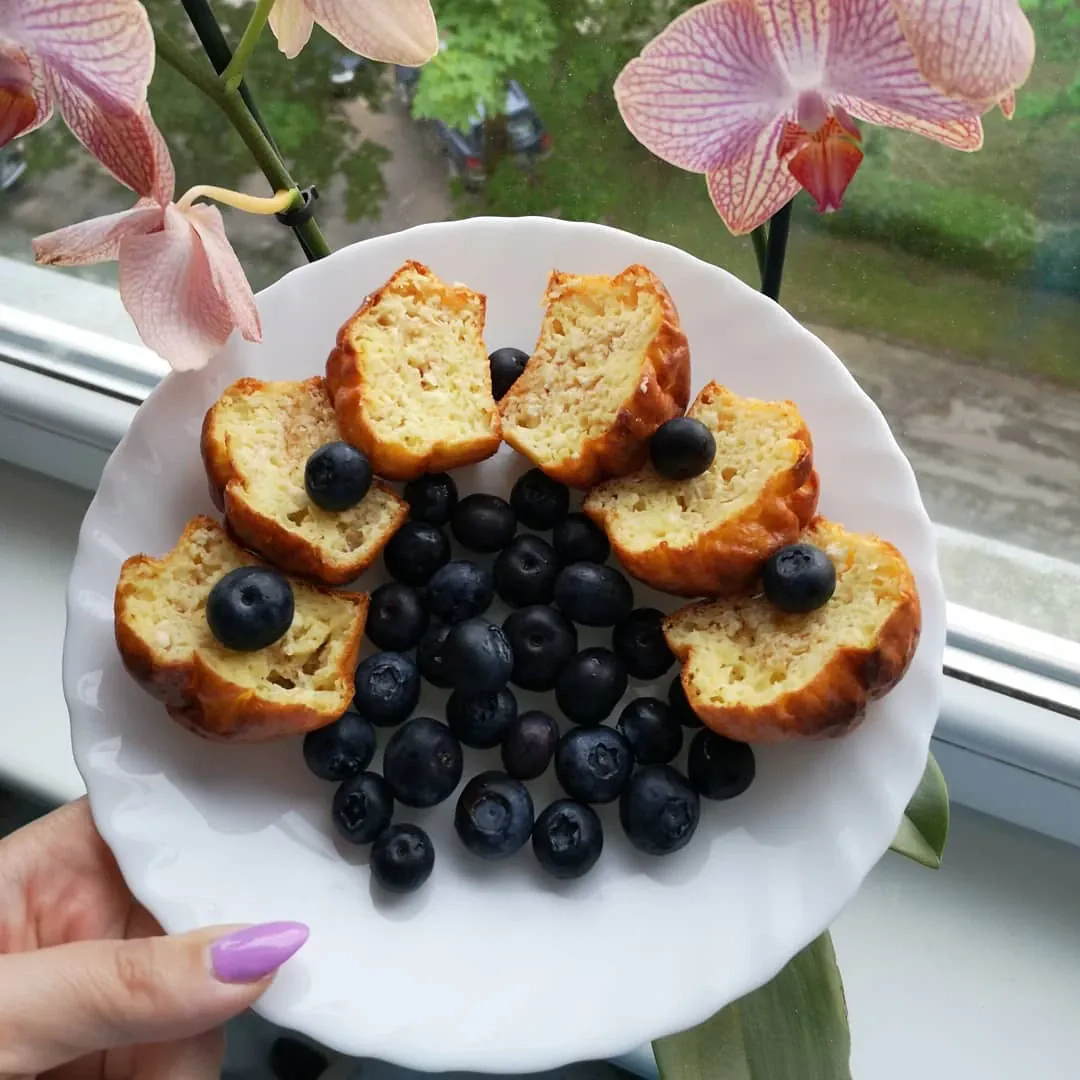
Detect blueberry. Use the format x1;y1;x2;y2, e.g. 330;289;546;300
510;469;570;530
555;562;633;627
451;493;517;553
532;799;603;880
620;765;700;855
383;521;450;586
612;608;675;680
331;771;393;845
687;729;756;800
501;710;559;780
302;709;376;781
649;417;716;481
447;686;517;749
304;441;373;511
382;717;463;808
503;605;577;692
555;726;633;804
353;651;420;727
417;622;455;688
366;582;428;651
444;618;514;695
668;676;703;728
493;535;558;607
616;698;683;765
762;543;836;614
206;567;294;652
371;824;434;893
403;472;458;526
455;771;534;859
425;560;494;623
552;513;609;566
489;346;529;400
555;647;628;725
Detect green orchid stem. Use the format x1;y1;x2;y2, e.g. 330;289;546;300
750;224;768;285
170;0;330;262
761;200;792;301
222;0;276;93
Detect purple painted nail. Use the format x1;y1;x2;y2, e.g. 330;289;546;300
210;921;310;984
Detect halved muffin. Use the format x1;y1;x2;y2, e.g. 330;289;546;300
663;518;921;742
115;516;367;742
499;264;690;488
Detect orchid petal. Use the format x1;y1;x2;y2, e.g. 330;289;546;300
14;0;154;112
304;0;438;66
118;205;240;372
755;0;830;83
268;0;316;61
783;116;864;213
836;94;982;151
614;0;792;174
53;81;165;198
891;0;1035;104
824;0;984;131
181;203;261;344
1000;91;1016;120
32;201;163;266
0;46;50;144
706;120;800;234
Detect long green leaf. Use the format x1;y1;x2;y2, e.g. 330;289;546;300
653;933;851;1080
889;751;949;869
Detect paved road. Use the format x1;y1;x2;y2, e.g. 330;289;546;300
814;326;1080;567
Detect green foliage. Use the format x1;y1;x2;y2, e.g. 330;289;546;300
412;0;558;129
801;169;1040;281
890;753;950;870
654;934;851;1080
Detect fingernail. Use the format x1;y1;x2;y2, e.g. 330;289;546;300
210;921;310;984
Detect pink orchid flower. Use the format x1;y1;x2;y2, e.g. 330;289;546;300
893;0;1035;106
0;0;165;198
614;0;993;235
33;121;261;373
269;0;438;64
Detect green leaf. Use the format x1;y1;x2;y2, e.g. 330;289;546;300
654;933;851;1080
889;751;949;869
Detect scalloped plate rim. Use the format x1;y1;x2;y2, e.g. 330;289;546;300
64;215;945;1073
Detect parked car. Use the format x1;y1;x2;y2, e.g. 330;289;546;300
0;145;27;193
323;51;552;189
395;68;551;189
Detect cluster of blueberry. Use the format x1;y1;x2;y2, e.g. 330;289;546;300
300;465;757;894
204;347;837;896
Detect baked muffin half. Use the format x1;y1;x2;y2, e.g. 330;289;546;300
326;260;501;481
115;516;367;742
202;376;407;585
663;518;921;743
585;382;817;597
499;264;690;488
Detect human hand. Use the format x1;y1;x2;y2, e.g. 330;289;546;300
0;798;308;1078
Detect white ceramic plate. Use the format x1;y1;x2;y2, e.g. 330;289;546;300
65;217;945;1073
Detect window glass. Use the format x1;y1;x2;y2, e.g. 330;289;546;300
3;0;1077;642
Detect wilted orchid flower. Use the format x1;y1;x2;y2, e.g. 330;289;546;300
615;0;994;234
269;0;438;65
893;0;1035;107
0;0;164;198
33;122;264;373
